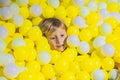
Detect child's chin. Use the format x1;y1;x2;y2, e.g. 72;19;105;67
56;48;64;52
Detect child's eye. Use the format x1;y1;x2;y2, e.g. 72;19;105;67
61;34;64;37
51;37;55;40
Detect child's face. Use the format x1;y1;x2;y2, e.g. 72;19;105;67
45;27;67;52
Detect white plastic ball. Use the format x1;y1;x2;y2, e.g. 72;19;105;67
73;16;88;28
0;76;7;80
73;0;84;7
0;53;5;66
87;1;98;11
101;44;114;57
10;3;19;15
67;34;80;47
93;36;106;48
37;51;51;64
80;6;90;17
0;0;10;6
98;2;107;9
30;4;42;17
0;39;6;52
100;23;112;35
108;0;118;3
99;9;110;19
109;69;118;80
0;7;13;20
3;63;19;79
0;26;8;39
48;0;60;8
3;54;15;65
11;38;26;49
13;14;24;27
16;0;29;6
111;12;120;22
78;41;90;54
92;69;105;80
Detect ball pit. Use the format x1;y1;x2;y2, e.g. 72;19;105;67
0;0;120;80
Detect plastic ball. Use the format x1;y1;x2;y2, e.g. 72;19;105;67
66;5;79;19
100;23;112;35
26;61;41;72
0;26;8;39
0;0;10;6
62;48;77;62
16;0;29;6
48;0;59;8
73;0;84;7
76;71;90;80
55;6;66;19
4;22;15;36
63;17;71;26
80;6;90;17
42;6;55;18
11;38;26;49
109;69;118;80
101;57;115;71
99;9;110;19
92;69;105;80
111;12;120;22
0;7;13;20
19;19;32;36
67;34;80;47
10;3;19;15
24;38;34;49
93;36;106;48
41;64;55;79
67;25;79;36
107;2;119;12
19;7;29;19
73;16;88;28
37;51;51;64
0;39;6;52
30;5;42;17
3;63;19;79
13;46;28;61
87;1;98;11
29;0;41;5
32;17;42;26
0;76;7;80
27;27;42;41
0;53;5;66
77;41;90;54
3;54;15;66
101;44;114;57
98;2;107;9
13;14;24;27
61;71;76;80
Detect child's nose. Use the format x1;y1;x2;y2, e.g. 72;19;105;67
56;37;62;44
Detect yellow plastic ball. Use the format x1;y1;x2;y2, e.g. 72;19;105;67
55;6;66;19
104;17;119;29
26;61;41;72
76;71;90;80
61;71;76;80
19;19;32;36
62;48;77;62
42;6;55;18
50;50;61;64
35;72;45;80
27;27;42;41
36;36;50;52
85;11;101;25
29;0;41;5
54;57;69;73
12;33;23;40
41;64;55;79
101;57;115;71
63;17;71;27
107;2;119;12
19;6;29;19
13;46;28;61
32;17;42;26
79;28;93;42
4;22;16;36
67;25;79;36
66;5;79;19
113;50;120;63
15;61;25;67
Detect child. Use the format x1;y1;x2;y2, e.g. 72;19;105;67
39;18;68;52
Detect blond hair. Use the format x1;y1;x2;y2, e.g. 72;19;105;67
39;18;67;36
